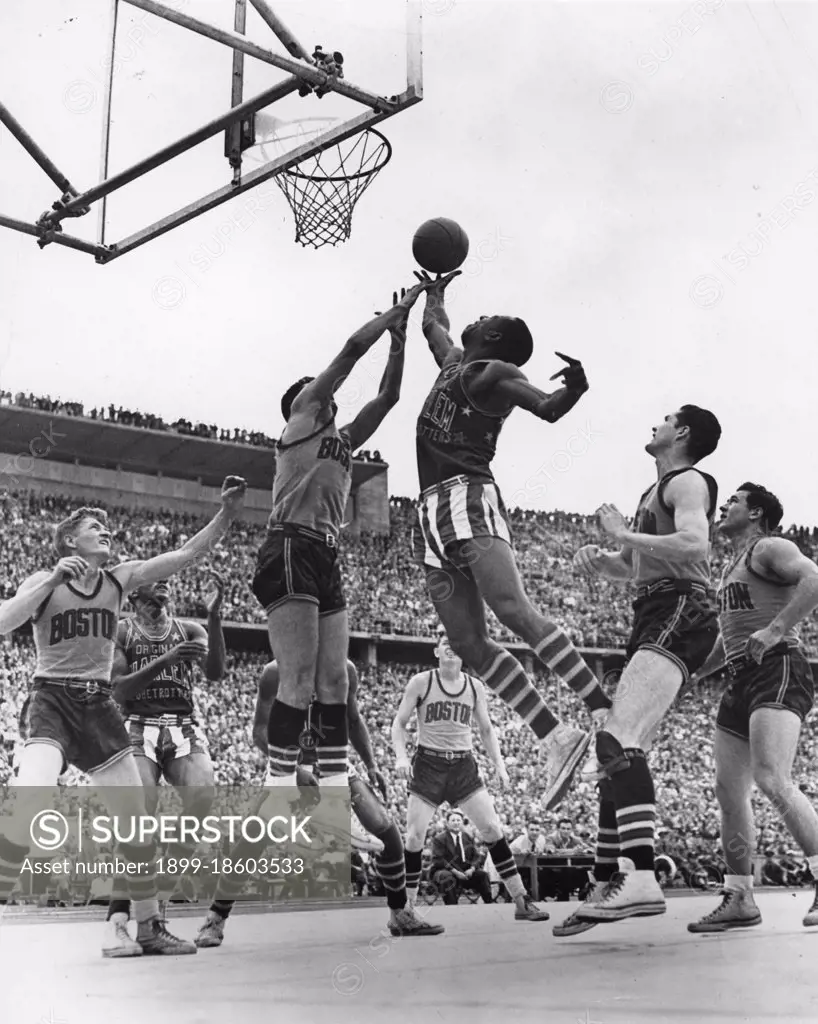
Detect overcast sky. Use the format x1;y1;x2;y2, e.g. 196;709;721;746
3;1;818;526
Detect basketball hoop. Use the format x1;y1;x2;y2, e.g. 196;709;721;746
275;127;392;248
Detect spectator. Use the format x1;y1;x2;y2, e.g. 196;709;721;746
430;811;493;905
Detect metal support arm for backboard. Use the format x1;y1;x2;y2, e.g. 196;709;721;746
0;0;423;264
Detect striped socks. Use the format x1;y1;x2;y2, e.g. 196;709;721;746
595;781;620;882
477;645;558;739
487;837;525;900
266;700;308;785
313;702;348;786
375;824;408;910
532;626;611;713
405;848;423;903
609;749;656;871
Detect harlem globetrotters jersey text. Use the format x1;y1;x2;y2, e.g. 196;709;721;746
416;359;507;491
631;468;718;587
31;570;123;682
270;417;352;541
119;617;196;717
717;540;800;661
415;670;479;752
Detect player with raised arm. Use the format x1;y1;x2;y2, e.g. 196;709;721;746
0;477;246;956
687;483;818;933
194;660;443;945
250;283;429;810
413;270;609;811
391;631;550;921
101;571;226;957
557;407;721;933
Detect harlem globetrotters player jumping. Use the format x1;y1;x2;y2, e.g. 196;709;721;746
413;269;611;810
100;571;227;957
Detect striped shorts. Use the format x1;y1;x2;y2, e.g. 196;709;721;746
126;715;210;768
412;476;512;570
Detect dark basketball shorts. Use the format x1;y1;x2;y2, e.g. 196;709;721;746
408;747;484;808
125;715;210;767
412;476;512;571
626;581;719;681
252;525;346;617
717;646;814;741
25;680;131;775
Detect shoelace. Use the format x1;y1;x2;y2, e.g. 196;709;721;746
698;890;736;921
597;873;627;903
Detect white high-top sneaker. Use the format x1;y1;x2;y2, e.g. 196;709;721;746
553;879;607;937
102;912;143;958
575;858;665;922
542;725;592;811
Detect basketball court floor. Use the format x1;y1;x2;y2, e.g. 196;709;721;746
1;892;816;1024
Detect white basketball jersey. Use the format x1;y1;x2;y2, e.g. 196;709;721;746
415;670;478;753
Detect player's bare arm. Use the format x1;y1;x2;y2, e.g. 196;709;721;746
0;559;89;635
391;673;427;776
287;282;430;444
199;571;225;681
111;621;207;705
113;477;246;593
471;679;510;787
599;471;711;563
745;538;818;663
346;662;388;800
252;662;280;755
470;352;589;423
340;290;414;451
573;543;634;583
414;269;463;368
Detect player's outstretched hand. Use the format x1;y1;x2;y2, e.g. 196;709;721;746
205;571;225;615
413;269;462;303
550;352;588;393
168;640;209;665
574;544;604;576
597;503;629;542
220;476;247;516
495;763;511;789
52;556;89;584
367;766;389;802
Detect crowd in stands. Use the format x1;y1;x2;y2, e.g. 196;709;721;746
3;485;818;891
0;392;383;463
3;489;818;653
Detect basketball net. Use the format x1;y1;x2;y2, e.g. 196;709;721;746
275;127;392;248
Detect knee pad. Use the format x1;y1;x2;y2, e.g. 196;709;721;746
595;730;631;778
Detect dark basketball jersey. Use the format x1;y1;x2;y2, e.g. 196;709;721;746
416;359;507;491
717;539;800;661
31;570;123;682
270;417;352;540
119;617;196;717
632;468;718;586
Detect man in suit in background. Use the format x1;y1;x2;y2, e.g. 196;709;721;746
431;810;493;905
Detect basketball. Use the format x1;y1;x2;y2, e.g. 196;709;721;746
412;218;470;274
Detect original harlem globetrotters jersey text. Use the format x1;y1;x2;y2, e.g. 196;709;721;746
416;361;506;491
120;617;196;717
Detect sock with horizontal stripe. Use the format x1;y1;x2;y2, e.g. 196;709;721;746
595;780;620;882
0;835;28;904
532;626;612;713
475;645;558;739
488;837;525;900
609;748;656;872
404;848;423;902
120;840;160;923
374;823;407;910
312;702;349;785
267;700;309;784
